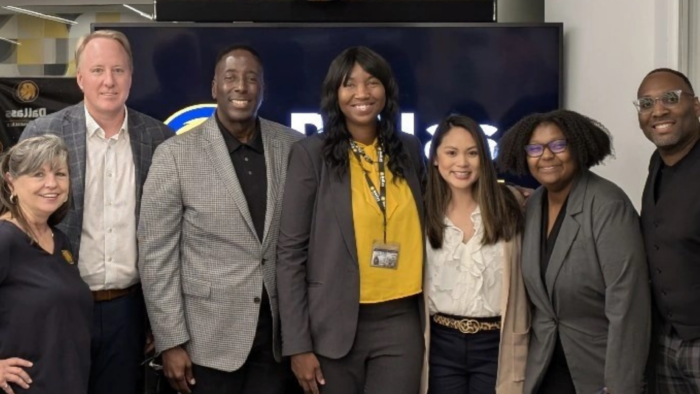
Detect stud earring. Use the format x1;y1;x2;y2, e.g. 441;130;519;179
9;194;16;204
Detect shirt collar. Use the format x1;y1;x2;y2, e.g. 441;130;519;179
85;105;128;140
216;113;264;154
444;206;482;228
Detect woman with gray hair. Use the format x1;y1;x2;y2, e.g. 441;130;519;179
0;135;92;394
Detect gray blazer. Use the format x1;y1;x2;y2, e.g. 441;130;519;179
522;171;651;394
276;133;427;359
137;116;303;372
19;102;172;261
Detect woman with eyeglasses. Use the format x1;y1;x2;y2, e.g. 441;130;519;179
496;110;651;394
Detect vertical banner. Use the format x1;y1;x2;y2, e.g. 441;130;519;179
0;78;83;153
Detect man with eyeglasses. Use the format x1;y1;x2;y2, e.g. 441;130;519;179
635;68;700;393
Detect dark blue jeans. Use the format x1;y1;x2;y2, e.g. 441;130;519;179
428;321;500;394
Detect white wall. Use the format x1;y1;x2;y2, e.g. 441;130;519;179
545;0;680;209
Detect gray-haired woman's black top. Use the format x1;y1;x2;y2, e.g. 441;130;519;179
0;221;92;394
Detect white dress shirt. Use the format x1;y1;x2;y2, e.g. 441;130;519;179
79;107;138;291
426;207;505;317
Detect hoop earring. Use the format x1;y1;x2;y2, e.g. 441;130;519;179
9;194;16;204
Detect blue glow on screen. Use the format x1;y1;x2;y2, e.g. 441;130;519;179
104;23;560;184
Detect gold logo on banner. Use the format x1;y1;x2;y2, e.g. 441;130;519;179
15;80;39;103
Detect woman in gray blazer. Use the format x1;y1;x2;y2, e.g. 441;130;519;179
496;110;651;394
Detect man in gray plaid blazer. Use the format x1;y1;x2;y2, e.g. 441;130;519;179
138;45;303;394
20;30;172;394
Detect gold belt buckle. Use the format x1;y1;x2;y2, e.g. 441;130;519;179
457;318;481;334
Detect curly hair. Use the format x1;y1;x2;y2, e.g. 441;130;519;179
497;109;613;176
320;46;409;179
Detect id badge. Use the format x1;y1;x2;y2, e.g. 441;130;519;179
370;241;400;269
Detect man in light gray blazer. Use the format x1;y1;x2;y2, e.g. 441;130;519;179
21;30;172;394
138;45;303;394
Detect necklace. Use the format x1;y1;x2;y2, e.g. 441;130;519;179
349;139;380;165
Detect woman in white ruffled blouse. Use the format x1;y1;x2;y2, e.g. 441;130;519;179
423;114;530;394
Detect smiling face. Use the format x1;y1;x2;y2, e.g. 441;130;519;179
526;123;578;192
76;37;132;119
637;71;700;150
6;162;69;222
212;49;264;127
435;126;481;194
337;62;386;132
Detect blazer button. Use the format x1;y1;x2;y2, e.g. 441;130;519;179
656;268;662;274
667;311;673;318
254;297;261;304
654;245;660;251
661;290;667;296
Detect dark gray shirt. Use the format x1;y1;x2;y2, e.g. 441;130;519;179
641;138;700;340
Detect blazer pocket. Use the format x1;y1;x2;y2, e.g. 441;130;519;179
307;280;323;288
182;277;212;299
512;332;529;382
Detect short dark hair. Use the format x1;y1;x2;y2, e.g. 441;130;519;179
497;109;613;176
214;44;264;74
646;68;695;94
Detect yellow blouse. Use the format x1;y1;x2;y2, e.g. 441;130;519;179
350;139;423;303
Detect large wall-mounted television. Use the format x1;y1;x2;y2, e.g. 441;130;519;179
95;23;562;183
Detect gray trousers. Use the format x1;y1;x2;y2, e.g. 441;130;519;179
317;295;424;394
657;324;700;394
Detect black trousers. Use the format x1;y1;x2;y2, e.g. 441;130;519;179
89;289;146;394
537;336;576;394
316;295;424;394
428;320;500;394
190;289;293;394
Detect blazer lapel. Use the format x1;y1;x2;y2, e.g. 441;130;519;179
543;172;588;301
202;116;257;237
404;152;425;229
522;188;553;314
331;166;359;266
127;109;151;209
65;103;88;212
260;119;281;248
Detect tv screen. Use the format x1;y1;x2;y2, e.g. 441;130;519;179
95;23;561;184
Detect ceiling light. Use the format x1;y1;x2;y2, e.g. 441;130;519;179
1;6;78;25
123;4;153;20
0;37;20;45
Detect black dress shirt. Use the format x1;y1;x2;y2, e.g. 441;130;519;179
538;193;576;393
540;193;569;283
641;138;700;341
216;115;267;242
